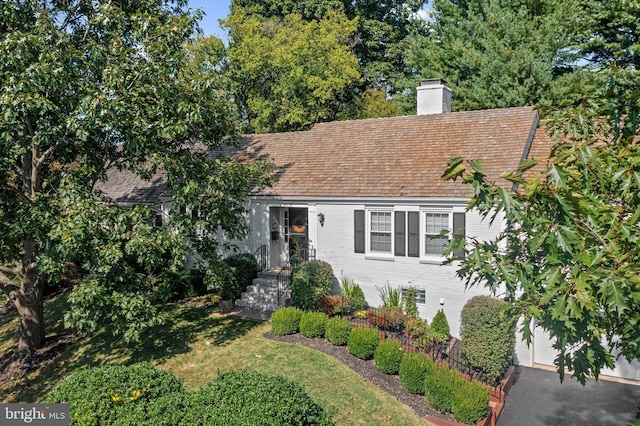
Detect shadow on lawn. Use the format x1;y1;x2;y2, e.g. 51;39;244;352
0;303;262;403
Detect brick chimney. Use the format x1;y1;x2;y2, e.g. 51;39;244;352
416;78;451;115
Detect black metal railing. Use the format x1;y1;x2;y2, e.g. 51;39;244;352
253;244;267;273
276;261;291;307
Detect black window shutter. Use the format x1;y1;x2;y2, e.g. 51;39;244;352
354;210;365;253
453;212;466;260
408;212;419;257
394;211;405;256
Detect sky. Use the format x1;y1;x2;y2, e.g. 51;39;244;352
187;0;232;39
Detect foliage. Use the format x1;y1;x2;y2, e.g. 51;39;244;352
223;8;361;133
460;296;516;385
325;316;352;346
270;307;303;336
402;286;419;318
317;294;351;316
428;310;450;342
46;364;334;426
190;370;334;426
299;312;328;338
409;0;575;111
356;310;367;319
220;253;258;301
0;0;274;354
367;307;406;331
340;275;367;311
45;363;185;425
442;74;640;383
377;282;401;308
423;364;489;423
399;353;431;395
374;340;404;375
405;318;430;342
347;327;380;360
290;260;334;312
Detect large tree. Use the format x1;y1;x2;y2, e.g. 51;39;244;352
410;0;576;111
442;74;640;384
0;1;272;354
223;8;361;133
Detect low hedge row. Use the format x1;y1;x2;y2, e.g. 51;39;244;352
46;364;334;426
271;306;303;335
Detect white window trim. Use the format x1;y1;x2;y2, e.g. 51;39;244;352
365;207;394;261
420;208;453;263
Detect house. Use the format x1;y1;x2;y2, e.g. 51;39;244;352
97;79;640;382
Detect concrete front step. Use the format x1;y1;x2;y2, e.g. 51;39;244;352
234;299;279;312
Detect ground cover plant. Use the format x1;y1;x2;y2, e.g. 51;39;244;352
0;294;429;426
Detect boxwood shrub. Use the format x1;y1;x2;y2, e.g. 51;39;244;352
398;353;431;395
460;295;516;385
291;260;334;311
299;312;328;338
187;370;334;426
424;363;458;413
347;327;380;360
374;340;404;374
45;363;185;426
451;379;490;424
271;306;303;336
325;316;352;345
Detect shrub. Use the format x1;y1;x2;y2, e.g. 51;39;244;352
163;269;206;300
377;282;401;307
405;317;429;340
424;363;458;413
451;380;490;424
186;371;334;426
402;286;419;318
460;295;516;385
221;253;258;301
291;260;334;311
340;275;367;311
271;306;303;335
325;316;352;346
317;294;351;316
299;312;328;338
399;353;431;395
367;307;405;331
45;363;185;426
347;327;380;360
374;340;404;374
429;309;450;342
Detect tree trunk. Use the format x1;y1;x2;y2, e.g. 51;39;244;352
11;270;45;355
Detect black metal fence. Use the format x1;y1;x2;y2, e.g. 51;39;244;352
253;244;267;273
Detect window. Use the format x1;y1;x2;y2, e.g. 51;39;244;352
401;287;426;304
154;213;163;228
370;211;392;253
424;212;450;256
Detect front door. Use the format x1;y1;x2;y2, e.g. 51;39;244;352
288;207;309;262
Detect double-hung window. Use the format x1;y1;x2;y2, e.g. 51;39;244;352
369;211;392;253
424;212;450;257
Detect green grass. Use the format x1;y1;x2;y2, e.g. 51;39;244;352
0;294;430;426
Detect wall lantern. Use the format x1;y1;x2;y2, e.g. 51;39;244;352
317;212;325;227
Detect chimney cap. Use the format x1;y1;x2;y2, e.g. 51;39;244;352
420;78;449;86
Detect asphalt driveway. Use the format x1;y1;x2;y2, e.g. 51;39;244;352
498;366;640;426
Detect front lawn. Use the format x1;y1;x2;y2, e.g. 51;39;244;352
0;295;429;426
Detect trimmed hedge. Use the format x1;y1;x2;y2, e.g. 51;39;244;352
291;260;334;311
325;316;352;346
424;363;489;424
399;353;431;395
189;370;335;426
460;295;516;385
299;312;328;338
271;306;303;336
347;327;380;360
45;363;185;425
374;340;404;374
47;365;334;426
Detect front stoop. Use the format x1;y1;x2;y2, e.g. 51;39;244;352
234;271;290;312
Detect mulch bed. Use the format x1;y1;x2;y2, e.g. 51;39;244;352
264;331;457;423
